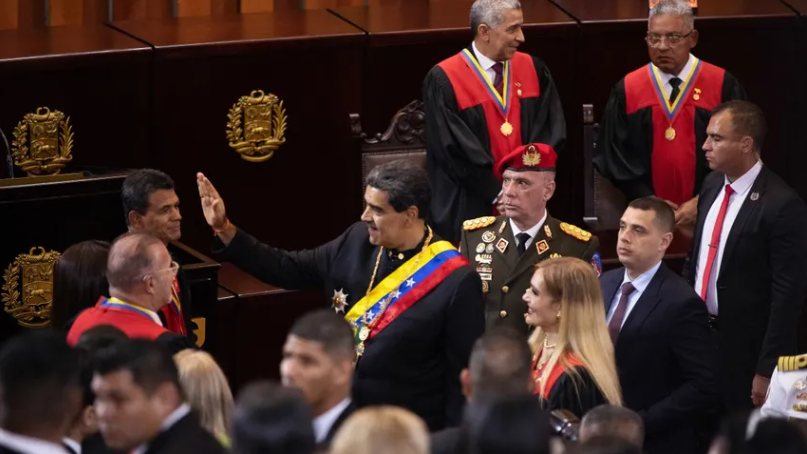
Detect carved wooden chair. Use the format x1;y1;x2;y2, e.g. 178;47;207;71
350;100;427;190
582;104;627;233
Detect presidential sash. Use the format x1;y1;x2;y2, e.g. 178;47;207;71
98;296;162;325
345;241;468;340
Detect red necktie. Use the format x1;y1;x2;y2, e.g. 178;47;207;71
699;184;735;301
608;282;635;344
492;62;504;96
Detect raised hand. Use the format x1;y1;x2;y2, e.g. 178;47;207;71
197;172;228;230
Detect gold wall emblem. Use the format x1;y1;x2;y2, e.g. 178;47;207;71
226;90;288;162
11;107;74;176
2;247;61;328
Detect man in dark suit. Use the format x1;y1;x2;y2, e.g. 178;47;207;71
430;327;533;454
0;332;82;454
684;100;807;411
281;310;355;449
92;339;224;454
601;197;718;454
198;160;485;431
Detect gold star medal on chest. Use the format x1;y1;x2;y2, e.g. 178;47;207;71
500;121;513;137
665;126;676;141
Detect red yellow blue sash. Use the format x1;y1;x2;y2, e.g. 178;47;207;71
345;241;468;339
648;58;702;125
98;297;162;325
461;49;511;118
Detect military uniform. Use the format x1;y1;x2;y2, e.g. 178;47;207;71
461;215;599;332
761;354;807;420
460;142;601;332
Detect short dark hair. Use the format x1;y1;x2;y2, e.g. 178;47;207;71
232;381;315;454
93;339;181;396
579;436;643;454
469;327;533;401
77;325;129;406
122;169;175;225
289;309;355;361
107;233;164;291
0;331;81;431
52;240;111;332
580;405;644;448
712;100;768;152
365;160;431;219
460;396;549;454
626;196;675;233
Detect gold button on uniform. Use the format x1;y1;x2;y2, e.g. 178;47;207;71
499;310;508;318
502;286;509;294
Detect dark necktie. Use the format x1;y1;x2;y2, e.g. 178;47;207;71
516;232;531;256
608;282;636;344
669;77;682;104
699;184;735;302
492;62;504;96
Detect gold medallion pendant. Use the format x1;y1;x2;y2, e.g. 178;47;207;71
358;326;370;341
500;121;513;137
665;126;676;141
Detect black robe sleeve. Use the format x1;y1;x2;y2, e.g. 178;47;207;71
211;225;352;290
542;367;608;419
522;56;566;152
423;66;503;203
721;71;747;102
594;80;655;201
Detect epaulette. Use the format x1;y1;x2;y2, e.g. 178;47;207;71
778;354;807;372
463;216;497;231
559;222;592;242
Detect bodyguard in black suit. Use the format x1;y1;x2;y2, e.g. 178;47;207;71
602;197;717;454
683;101;807;410
199;160;485;431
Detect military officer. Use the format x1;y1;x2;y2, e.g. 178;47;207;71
762;354;807;422
460;143;600;332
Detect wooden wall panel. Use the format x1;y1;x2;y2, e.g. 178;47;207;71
0;0;19;30
177;0;238;16
240;0;274;13
0;0;46;30
304;0;364;9
111;0;174;21
48;0;108;26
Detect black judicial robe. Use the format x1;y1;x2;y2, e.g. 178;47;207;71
213;223;485;431
424;47;565;245
595;59;745;205
534;355;607;419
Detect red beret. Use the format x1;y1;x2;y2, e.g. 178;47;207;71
496;143;557;177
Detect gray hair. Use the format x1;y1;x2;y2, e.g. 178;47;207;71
470;0;522;35
107;232;163;291
649;0;695;31
365;160;431;219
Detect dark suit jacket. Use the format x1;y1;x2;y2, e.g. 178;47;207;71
430;427;460;454
214;222;485;431
318;401;355;450
684;166;807;410
143;412;224;454
0;447;23;454
602;263;718;454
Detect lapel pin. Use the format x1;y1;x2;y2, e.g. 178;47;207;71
750;192;759;201
481;231;496;243
495;238;509;254
536;240;549;255
544;225;552;239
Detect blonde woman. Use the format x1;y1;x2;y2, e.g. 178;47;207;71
330;406;428;454
174;349;234;448
523;257;622;417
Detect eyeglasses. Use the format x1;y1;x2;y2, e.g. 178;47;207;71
645;31;694;47
142;261;179;281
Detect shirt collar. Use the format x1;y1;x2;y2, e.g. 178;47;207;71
132;404;191;454
313;398;351;443
725;161;763;197
471;41;499;71
0;428;68;454
654;53;696;84
62;438;81;454
621;261;662;294
106;297;163;327
509;210;548;239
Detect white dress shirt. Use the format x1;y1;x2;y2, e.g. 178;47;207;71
313;398;351;443
695;161;763;315
63;437;81;454
472;41;500;85
132;403;191;454
606;261;663;329
652;53;696;103
509;210;547;251
0;428;68;454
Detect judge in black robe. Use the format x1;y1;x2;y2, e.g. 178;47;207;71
533;357;608;419
423;3;565;245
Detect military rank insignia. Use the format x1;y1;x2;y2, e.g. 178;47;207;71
590;252;602;277
536;240;549;255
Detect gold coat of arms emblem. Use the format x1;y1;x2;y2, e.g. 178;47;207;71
226;90;288;162
1;247;61;328
11;107;74;176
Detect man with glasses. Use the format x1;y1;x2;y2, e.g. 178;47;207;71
67;233;195;354
595;0;745;234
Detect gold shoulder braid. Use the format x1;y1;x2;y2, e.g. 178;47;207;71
778;354;807;372
463;216;497;231
559;222;592;242
355;227;434;360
